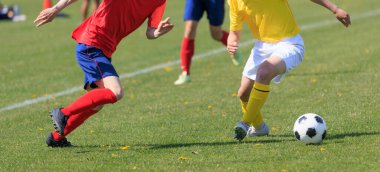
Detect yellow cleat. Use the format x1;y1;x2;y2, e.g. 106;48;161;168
230;49;243;66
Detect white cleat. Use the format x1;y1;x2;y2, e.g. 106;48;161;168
247;122;270;137
174;72;191;85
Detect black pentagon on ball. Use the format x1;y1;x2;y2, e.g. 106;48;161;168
294;131;300;140
322;130;327;139
314;116;324;124
298;116;307;124
306;128;317;138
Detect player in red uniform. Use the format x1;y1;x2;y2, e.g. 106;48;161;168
34;0;174;147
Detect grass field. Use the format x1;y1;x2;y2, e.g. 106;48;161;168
1;0;379;171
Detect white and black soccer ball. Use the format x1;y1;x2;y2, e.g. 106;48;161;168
293;113;327;144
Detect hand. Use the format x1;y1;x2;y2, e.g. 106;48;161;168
154;17;174;38
227;42;239;55
34;7;59;27
335;8;351;27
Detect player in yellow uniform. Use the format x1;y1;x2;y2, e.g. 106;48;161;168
227;0;351;141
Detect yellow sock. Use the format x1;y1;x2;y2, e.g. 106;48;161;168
240;100;247;114
242;82;269;128
242;100;264;127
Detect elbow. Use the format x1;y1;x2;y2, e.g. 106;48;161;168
146;34;156;40
146;31;157;40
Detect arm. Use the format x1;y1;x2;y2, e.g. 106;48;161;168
146;17;174;39
34;0;79;27
227;30;241;55
227;0;244;55
310;0;351;27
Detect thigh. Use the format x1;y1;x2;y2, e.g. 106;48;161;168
183;0;204;22
204;0;225;26
94;76;122;92
76;43;119;89
272;35;305;74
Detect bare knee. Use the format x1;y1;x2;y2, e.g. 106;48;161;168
211;31;221;41
110;88;124;100
256;61;278;84
209;26;223;41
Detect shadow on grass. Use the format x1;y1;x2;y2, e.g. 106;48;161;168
56;13;70;18
72;138;283;152
326;131;380;140
146;138;286;150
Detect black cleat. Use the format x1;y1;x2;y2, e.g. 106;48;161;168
50;108;68;136
46;133;72;147
234;121;249;141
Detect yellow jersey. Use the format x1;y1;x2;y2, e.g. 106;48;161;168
228;0;300;42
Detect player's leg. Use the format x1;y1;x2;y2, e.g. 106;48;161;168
47;44;123;147
206;0;242;65
50;44;120;137
50;75;123;143
204;0;227;45
81;0;90;21
209;25;228;45
175;0;204;85
234;57;283;141
60;78;122;118
235;35;305;140
180;20;198;75
92;0;100;13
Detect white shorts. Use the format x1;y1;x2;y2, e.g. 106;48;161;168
243;34;305;83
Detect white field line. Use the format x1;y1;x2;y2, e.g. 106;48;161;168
1;9;379;113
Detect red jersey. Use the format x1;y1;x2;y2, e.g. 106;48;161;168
72;0;166;58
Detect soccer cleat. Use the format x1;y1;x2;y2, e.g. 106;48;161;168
230;49;243;66
247;122;270;137
174;71;191;85
50;108;68;136
234;121;250;141
46;133;72;147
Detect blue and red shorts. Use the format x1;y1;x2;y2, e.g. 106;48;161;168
75;43;119;89
183;0;225;26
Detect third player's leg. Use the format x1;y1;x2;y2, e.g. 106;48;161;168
209;25;224;41
183;20;198;39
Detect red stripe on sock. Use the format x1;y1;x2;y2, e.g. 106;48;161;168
61;88;117;116
221;31;229;46
180;37;194;75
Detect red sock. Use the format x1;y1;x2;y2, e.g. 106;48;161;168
61;88;117;116
220;31;229;46
43;0;52;10
180;37;195;75
52;109;99;140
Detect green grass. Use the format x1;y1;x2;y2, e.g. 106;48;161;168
1;0;380;171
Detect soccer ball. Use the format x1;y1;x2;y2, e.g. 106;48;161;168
293;113;327;144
